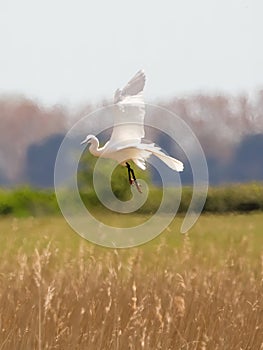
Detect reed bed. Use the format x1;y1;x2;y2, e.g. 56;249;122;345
0;215;262;349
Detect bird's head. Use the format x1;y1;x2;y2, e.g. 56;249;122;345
80;135;95;145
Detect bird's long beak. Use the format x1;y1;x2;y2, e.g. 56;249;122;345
80;138;89;145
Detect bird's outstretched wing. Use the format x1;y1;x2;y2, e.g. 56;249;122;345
107;70;146;149
113;70;146;104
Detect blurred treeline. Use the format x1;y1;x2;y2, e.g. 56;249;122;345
0;91;263;186
0;182;262;217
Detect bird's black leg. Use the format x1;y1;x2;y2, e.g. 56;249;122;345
126;162;142;193
126;162;133;184
130;167;136;182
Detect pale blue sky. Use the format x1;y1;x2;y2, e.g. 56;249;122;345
0;0;262;105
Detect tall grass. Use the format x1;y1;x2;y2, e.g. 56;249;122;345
0;215;262;349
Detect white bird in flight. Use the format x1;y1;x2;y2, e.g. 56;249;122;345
81;70;184;193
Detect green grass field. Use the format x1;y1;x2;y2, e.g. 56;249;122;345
1;212;263;258
0;213;262;349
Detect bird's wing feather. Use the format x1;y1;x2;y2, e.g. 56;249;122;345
108;70;146;149
113;70;146;104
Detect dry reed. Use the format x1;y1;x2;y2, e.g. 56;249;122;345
0;216;262;349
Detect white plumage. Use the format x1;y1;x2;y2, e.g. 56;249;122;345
81;70;184;190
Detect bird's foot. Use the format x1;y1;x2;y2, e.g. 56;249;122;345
126;162;142;193
131;179;142;193
135;181;142;193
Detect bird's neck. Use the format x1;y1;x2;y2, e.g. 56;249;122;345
89;137;101;157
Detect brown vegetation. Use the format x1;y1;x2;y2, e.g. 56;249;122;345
0;215;262;349
0;97;66;181
164;91;263;160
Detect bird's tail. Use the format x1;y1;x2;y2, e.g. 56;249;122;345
142;144;184;172
152;150;184;172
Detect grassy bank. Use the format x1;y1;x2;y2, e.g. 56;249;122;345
0;182;263;216
0;187;58;216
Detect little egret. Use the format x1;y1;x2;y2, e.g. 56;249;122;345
81;70;184;193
